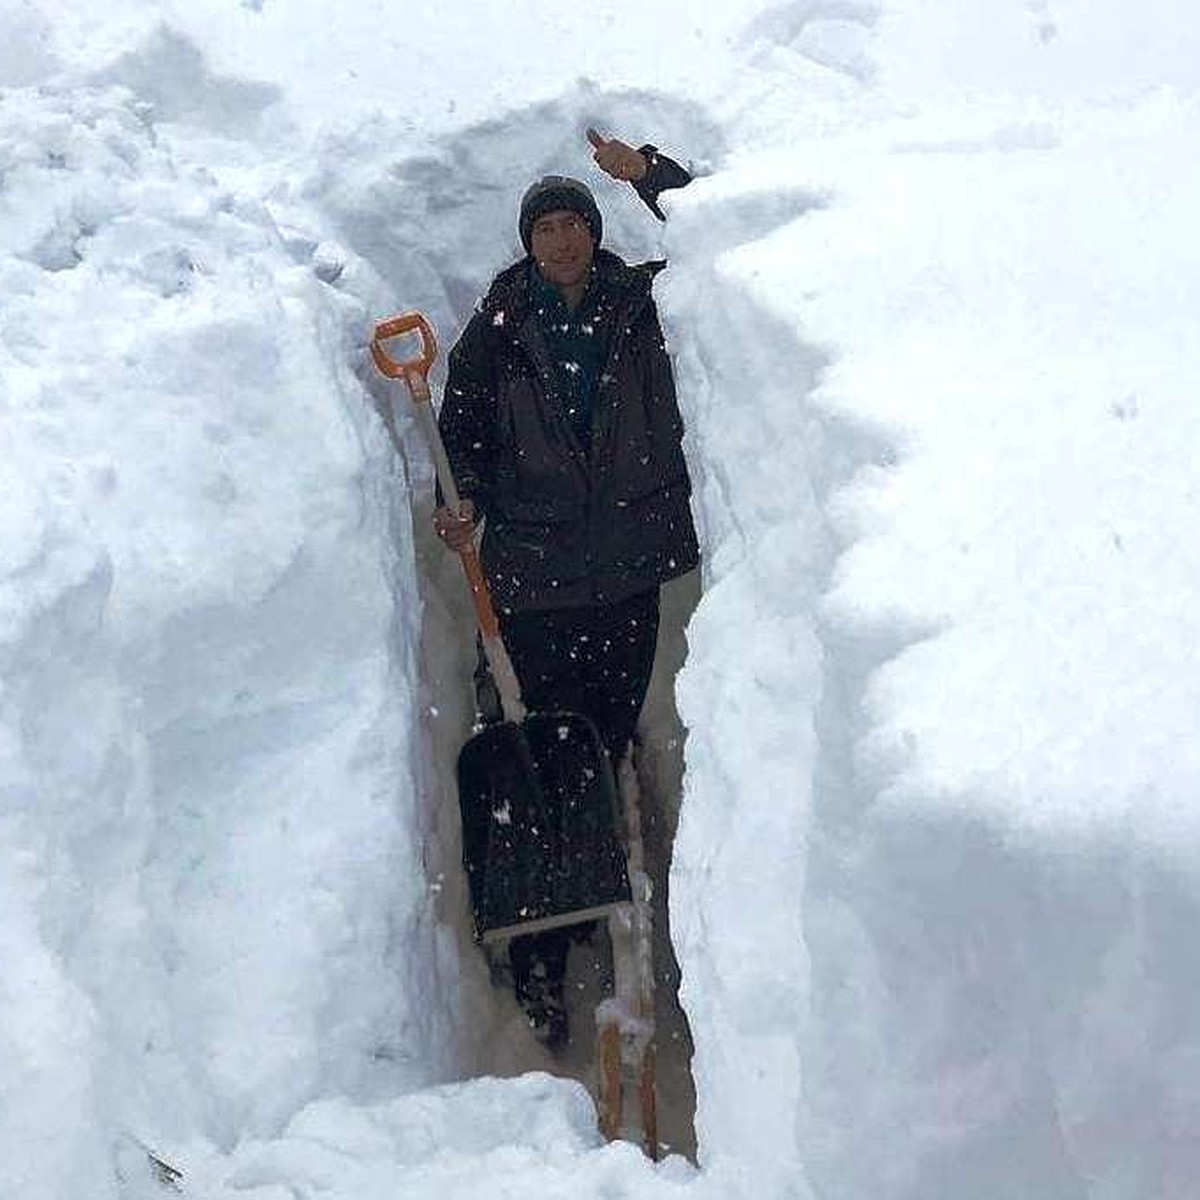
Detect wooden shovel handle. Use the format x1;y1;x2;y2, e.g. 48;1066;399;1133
460;545;499;639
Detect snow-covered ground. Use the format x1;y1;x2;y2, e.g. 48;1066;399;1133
2;1;1198;1197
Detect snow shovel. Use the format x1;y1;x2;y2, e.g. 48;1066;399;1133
370;311;631;945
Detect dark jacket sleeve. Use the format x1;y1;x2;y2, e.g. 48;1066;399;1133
633;145;692;221
437;309;496;514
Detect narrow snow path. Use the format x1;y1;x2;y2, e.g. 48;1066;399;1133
326;93;720;1160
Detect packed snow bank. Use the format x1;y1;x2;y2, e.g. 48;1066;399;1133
161;1074;710;1200
671;5;1200;1196
793;90;1200;1198
0;81;454;1195
655;177;828;1190
756;91;1200;843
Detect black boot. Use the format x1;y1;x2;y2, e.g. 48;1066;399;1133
510;930;570;1052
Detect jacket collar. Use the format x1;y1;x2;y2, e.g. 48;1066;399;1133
476;250;654;474
482;248;652;330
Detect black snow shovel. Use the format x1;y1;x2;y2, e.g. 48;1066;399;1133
371;312;631;945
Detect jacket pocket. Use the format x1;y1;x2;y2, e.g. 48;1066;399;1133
483;503;589;603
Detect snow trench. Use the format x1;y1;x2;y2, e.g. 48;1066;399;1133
322;92;836;1193
319;89;732;1158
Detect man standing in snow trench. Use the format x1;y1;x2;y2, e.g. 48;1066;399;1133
433;129;696;1049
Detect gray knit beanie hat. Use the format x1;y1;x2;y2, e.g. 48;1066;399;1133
518;175;602;253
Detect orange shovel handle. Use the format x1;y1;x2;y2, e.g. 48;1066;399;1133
370;311;438;382
370;310;502;643
460;545;500;639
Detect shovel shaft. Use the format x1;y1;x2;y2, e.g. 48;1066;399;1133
411;400;456;505
370;311;522;717
460;544;499;640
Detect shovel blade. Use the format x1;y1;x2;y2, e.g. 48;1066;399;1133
457;712;631;943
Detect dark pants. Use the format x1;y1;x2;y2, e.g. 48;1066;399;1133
499;588;661;759
497;588;661;1004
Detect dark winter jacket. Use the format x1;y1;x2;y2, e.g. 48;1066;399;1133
439;246;699;614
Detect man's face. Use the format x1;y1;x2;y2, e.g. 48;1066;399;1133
530;209;594;290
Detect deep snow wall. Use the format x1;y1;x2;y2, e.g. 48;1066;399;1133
659;183;829;1191
790;103;1200;1199
0;81;455;1196
679;5;1200;1198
